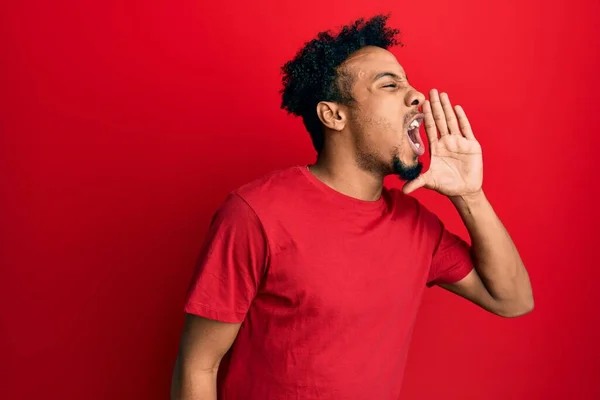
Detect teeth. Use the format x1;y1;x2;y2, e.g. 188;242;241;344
409;119;420;129
415;143;420;149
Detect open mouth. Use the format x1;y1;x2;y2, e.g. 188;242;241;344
406;116;425;156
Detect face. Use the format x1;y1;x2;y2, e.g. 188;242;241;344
340;46;426;180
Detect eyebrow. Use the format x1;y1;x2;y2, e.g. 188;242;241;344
373;72;408;82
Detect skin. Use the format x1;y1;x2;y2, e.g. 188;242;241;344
171;45;534;399
312;46;427;199
312;45;533;315
171;314;240;400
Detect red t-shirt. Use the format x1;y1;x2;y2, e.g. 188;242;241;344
185;165;473;400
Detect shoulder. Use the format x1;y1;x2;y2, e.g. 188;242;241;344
385;187;444;232
204;166;308;256
207;165;307;231
230;165;307;213
384;187;425;215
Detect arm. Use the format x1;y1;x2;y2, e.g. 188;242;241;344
170;315;241;400
171;193;268;397
403;89;533;317
442;191;533;317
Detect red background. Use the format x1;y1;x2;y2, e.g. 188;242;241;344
2;0;599;399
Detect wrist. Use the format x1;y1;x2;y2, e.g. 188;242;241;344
449;189;486;211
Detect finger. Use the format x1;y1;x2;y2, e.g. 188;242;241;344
429;89;449;136
402;171;432;195
440;93;460;135
454;105;475;140
422;100;438;144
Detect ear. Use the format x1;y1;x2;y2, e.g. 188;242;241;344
316;101;347;132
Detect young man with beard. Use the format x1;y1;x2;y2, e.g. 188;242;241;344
171;14;533;400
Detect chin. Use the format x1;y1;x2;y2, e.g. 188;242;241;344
392;156;423;181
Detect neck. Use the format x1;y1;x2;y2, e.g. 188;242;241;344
309;151;384;202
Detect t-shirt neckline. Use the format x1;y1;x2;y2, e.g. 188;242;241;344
297;165;387;212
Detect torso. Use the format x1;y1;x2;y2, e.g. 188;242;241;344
217;166;438;400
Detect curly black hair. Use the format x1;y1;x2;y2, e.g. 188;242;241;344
280;14;402;154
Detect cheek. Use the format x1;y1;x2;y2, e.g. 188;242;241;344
376;106;404;137
351;104;405;151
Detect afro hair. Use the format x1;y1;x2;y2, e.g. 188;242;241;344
280;14;402;153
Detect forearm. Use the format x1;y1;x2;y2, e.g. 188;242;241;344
170;357;218;400
450;190;533;315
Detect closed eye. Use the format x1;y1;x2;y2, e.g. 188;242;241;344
382;83;397;88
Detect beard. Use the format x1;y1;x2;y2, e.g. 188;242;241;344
393;154;423;181
350;111;424;181
354;142;424;181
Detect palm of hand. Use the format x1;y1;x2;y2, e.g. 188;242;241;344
402;89;484;197
427;134;483;197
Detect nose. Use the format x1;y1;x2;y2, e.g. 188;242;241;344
405;88;425;108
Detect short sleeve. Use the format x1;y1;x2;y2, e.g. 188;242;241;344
184;193;268;323
420;204;474;288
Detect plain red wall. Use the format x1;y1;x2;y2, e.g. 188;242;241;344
2;0;599;398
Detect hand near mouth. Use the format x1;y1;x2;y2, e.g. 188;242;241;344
402;89;483;198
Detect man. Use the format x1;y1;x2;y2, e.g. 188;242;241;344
171;14;533;400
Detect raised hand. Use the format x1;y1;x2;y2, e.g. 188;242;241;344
402;89;483;198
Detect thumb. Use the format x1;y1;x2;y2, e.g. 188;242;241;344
402;171;431;195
